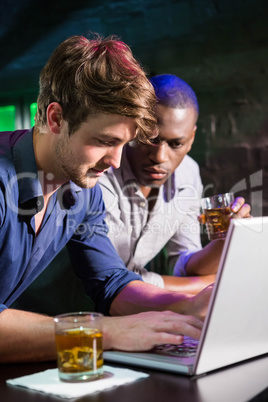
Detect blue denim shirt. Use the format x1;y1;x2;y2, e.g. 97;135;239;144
0;129;141;314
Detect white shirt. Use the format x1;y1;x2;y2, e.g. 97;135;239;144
98;150;203;288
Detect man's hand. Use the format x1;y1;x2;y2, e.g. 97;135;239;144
103;310;203;351
189;284;214;320
230;197;251;219
199;196;252;224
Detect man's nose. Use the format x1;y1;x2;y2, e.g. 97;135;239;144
149;142;169;164
103;146;123;169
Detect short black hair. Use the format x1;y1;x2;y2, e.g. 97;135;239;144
150;74;199;117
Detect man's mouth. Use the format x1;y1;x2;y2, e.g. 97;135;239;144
143;167;168;180
88;168;108;177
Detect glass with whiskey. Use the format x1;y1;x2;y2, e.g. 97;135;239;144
54;312;103;382
201;193;234;240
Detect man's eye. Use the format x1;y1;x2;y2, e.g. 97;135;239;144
98;139;114;146
169;142;183;149
148;137;162;145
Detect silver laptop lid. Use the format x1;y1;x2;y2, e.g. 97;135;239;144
195;216;268;374
104;217;268;376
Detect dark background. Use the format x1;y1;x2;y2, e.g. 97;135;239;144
1;0;268;215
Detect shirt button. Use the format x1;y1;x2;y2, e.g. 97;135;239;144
139;201;146;208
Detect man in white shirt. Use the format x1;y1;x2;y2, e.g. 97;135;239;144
99;74;251;292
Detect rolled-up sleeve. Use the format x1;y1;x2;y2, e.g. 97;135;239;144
0;304;7;313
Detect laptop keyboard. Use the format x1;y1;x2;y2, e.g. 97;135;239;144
153;336;199;358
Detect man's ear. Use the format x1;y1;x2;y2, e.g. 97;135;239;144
46;102;63;134
191;125;197;143
188;125;197;152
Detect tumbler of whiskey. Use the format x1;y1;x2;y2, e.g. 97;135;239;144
54;312;103;382
201;193;234;240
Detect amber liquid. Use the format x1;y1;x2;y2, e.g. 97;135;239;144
55;328;103;380
204;207;232;240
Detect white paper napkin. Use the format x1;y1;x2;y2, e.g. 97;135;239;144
7;365;149;399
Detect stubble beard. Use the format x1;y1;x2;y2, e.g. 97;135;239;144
55;137;97;189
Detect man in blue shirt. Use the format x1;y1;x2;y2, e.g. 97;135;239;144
0;34;211;363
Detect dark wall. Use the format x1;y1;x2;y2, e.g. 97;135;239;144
1;0;267;214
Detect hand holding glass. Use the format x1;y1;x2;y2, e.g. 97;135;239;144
201;193;234;240
54;312;103;382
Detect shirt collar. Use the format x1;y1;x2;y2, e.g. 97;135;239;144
12;128;43;210
57;181;82;210
12;128;82;213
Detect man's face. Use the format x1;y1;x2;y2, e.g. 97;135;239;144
55;113;137;188
126;104;197;188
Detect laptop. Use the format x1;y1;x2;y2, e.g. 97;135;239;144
104;216;268;376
